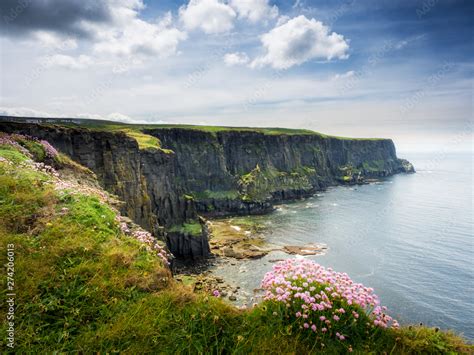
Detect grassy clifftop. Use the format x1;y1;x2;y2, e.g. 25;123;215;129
0;116;387;148
0;134;469;353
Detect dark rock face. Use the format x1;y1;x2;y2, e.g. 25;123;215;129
0;121;414;259
166;218;211;258
146;128;414;214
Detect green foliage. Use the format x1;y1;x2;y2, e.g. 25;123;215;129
118;128;162;150
58;193;119;239
0;145;29;164
168;222;202;237
238;165;315;202
192;189;240;200
0;152;171;352
15;137;46;161
0;157;54;233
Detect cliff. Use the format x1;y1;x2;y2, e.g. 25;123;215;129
147;128;413;217
0;118;414;258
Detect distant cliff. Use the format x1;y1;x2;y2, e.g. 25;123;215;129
0;118;414;258
147;128;414;217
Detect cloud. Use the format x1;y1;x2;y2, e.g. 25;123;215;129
223;52;249;66
42;54;93;70
179;0;236;34
251;15;349;69
75;112;135;122
33;31;78;50
1;1;186;61
230;0;278;23
0;106;54;118
0;0;111;38
72;112;167;124
93;12;187;57
332;70;355;80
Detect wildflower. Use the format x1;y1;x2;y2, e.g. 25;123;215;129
212;290;220;297
303;323;309;329
260;259;399;336
311;324;317;332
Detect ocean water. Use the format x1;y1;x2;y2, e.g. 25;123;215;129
212;152;474;339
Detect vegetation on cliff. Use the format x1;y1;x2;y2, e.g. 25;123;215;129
0;134;470;353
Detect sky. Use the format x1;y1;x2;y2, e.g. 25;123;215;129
0;0;472;152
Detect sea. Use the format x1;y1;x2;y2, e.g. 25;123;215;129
212;152;474;339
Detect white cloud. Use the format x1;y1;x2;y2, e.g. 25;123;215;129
332;70;355;80
16;1;187;66
93;11;187;58
33;31;78;50
70;112;137;123
105;112;133;122
42;54;93;69
0;106;54;118
179;0;236;34
74;112;167;124
251;15;349;69
0;106;138;123
224;52;250;66
230;0;278;23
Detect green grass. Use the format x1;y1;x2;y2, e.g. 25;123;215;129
238;165;315;202
0;141;470;353
168;222;202;237
192;189;240;200
119;128;161;149
0;145;30;164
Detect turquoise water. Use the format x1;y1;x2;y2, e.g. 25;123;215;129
213;152;473;339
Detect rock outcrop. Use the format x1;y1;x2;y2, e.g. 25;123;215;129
0;118;414;258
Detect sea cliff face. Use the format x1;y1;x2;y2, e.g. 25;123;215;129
0;120;413;258
146;128;414;215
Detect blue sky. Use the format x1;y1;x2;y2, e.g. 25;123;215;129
0;0;472;151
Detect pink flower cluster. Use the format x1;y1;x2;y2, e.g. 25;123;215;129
261;259;398;341
32;162;60;177
39;139;59;158
0;133;58;159
117;221;170;266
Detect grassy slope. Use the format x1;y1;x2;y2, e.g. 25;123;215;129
0;143;470;353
